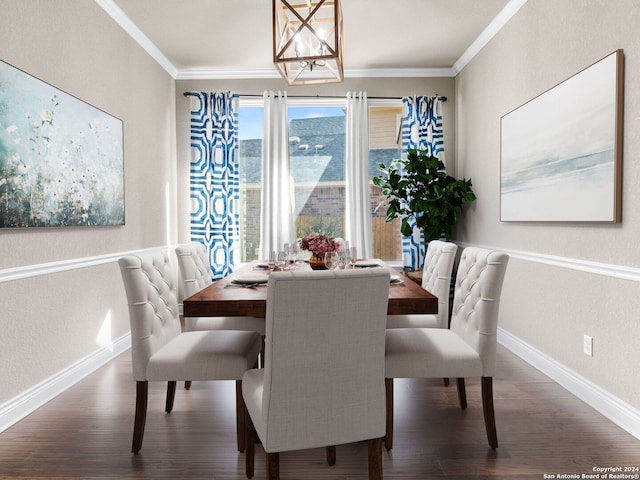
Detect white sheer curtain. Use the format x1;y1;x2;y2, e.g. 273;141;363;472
344;91;373;258
259;91;293;260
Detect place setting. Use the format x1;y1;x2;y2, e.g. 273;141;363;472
225;273;269;289
353;259;382;268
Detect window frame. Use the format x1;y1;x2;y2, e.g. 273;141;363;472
237;97;403;263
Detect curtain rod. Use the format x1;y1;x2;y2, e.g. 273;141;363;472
182;92;447;102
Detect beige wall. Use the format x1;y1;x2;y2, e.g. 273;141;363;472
4;0;638;425
174;77;456;244
0;0;176;403
455;0;640;408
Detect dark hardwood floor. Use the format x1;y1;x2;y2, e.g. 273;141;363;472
1;344;638;479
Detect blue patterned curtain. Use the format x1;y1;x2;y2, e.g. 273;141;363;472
188;91;240;280
400;95;445;270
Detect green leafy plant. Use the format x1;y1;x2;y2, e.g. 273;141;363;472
373;149;476;242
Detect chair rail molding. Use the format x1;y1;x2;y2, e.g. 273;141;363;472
457;242;640;282
0;246;175;283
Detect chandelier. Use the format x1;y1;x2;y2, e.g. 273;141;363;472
272;0;344;85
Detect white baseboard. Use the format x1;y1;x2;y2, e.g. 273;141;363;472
0;333;131;433
498;327;640;440
2;328;638;442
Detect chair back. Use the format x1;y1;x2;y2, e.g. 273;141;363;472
175;242;213;298
421;240;458;328
450;247;509;377
119;251;182;381
260;268;390;453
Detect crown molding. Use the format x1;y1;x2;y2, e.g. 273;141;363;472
97;0;526;81
452;0;529;74
94;0;178;78
175;67;454;81
347;68;454;78
176;69;279;80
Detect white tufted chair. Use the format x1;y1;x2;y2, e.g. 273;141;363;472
384;247;509;451
118;250;262;454
175;243;266;334
175;243;266;379
243;268;390;480
387;240;458;330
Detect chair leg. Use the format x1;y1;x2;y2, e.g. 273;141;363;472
245;404;255;479
456;378;467;409
260;336;266;368
236;380;246;452
443;377;450;386
326;445;336;466
368;438;383;480
165;381;176;413
266;452;280;480
482;376;498;450
184;380;192;390
384;378;394;451
132;381;148;454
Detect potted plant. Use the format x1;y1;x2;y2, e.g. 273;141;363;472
298;232;340;270
372;149;477;244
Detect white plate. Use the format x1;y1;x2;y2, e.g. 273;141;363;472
390;274;403;284
254;262;270;269
354;260;380;268
231;274;268;285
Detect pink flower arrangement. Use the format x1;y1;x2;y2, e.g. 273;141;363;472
298;232;339;256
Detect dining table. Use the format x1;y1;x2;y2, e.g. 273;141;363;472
183;260;438;318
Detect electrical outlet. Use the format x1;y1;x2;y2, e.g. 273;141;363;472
583;335;593;356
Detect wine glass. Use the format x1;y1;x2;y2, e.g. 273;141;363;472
336;248;347;269
275;251;286;271
324;251;338;270
268;251;276;272
290;243;299;264
348;247;358;269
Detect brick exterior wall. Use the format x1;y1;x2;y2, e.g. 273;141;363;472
240;183;399;261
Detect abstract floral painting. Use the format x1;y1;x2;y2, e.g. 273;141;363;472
500;50;623;223
0;60;124;228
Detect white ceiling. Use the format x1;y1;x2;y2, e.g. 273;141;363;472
98;0;526;79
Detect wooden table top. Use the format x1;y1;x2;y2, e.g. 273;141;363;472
183;261;438;318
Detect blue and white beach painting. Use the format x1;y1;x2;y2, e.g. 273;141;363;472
0;60;124;228
500;51;620;222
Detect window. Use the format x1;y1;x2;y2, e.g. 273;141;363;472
237;107;263;262
369;105;403;261
238;102;402;262
289;106;346;248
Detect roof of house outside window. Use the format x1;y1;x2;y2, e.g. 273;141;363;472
238;116;400;184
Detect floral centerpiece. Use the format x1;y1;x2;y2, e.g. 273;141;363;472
298;232;339;270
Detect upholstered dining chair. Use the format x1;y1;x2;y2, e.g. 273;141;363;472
384;247;509;451
118;250;262;454
243;268;391;480
387;240;458;387
387;240;458;330
175;242;266;376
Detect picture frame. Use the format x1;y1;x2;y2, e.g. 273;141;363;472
500;49;624;223
0;59;124;228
